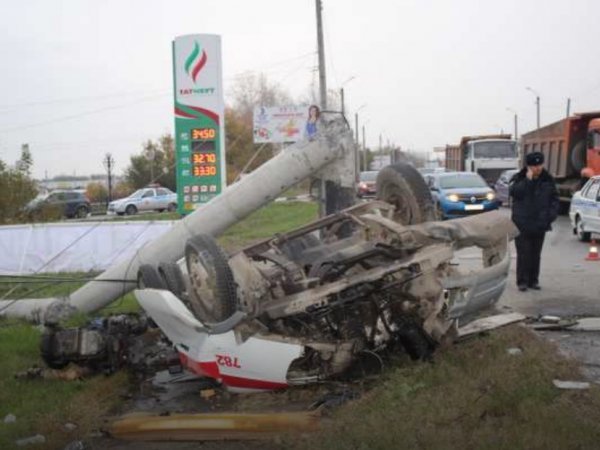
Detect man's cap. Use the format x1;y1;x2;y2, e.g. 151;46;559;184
526;151;544;166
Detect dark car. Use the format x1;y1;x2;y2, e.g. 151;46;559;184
25;190;91;219
494;169;518;206
357;171;379;198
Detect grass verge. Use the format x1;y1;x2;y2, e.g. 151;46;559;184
292;325;600;450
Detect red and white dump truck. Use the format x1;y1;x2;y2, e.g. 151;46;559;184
445;134;519;185
520;112;600;208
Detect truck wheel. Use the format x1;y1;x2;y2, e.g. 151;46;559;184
185;234;239;324
571;140;587;173
576;216;591;242
376;163;436;224
158;262;185;299
137;264;167;289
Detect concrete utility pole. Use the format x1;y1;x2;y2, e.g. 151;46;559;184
526;87;540;129
506;108;518;141
103;153;115;205
316;0;327;110
362;125;366;170
566;97;571;118
340;88;345;115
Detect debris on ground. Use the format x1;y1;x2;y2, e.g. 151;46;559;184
3;413;16;424
458;313;526;338
527;316;600;332
309;388;360;412
568;318;600;332
62;423;78;432
15;365;92;381
15;434;46;446
552;379;591;390
108;411;319;441
200;389;216;400
63;441;85;450
506;347;523;356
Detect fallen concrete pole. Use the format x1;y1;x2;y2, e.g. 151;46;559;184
0;116;354;322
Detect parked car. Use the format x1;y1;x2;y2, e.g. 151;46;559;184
494;169;519;206
25;190;90;219
425;172;500;219
569;175;600;242
357;171;379;198
108;186;177;215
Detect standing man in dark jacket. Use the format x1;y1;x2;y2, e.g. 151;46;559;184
509;151;560;291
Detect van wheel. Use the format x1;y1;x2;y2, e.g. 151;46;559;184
137;264;167;289
185;234;239;324
376;163;436;224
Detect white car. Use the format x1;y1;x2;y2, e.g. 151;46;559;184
108;187;177;215
570;175;600;241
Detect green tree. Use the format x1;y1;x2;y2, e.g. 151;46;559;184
16;144;34;176
0;157;37;224
124;134;175;191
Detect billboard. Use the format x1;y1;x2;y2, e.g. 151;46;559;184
253;105;308;143
173;34;226;214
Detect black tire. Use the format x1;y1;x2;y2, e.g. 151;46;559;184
376;163;436;224
576;216;591;242
571;140;587;173
158;261;186;299
185;234;239;323
125;204;137;215
137;264;167;289
75;205;89;219
40;331;68;369
167;203;177;212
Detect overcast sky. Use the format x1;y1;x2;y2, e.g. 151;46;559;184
1;0;599;179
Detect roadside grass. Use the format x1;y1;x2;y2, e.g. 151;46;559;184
293;325;600;450
218;201;318;251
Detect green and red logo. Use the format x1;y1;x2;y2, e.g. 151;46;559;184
185;41;207;84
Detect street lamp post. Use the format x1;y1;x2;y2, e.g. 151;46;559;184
354;104;366;179
526;87;540;129
102;153;115;206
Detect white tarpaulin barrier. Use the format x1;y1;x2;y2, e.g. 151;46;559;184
0;221;176;274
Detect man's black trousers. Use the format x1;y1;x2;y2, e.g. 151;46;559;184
515;231;546;287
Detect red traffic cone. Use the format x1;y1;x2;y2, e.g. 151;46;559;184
586;239;600;261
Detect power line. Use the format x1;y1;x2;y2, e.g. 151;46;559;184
0;93;170;133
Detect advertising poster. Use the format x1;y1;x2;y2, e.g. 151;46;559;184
253;105;309;144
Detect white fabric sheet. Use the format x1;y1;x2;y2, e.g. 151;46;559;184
0;221;175;274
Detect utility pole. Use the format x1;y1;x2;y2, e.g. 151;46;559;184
526;87;540;129
316;0;327;110
340;88;345;115
354;112;359;178
103;153;115;206
362;125;366;171
566;97;571;118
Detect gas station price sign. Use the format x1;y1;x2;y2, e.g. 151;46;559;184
173;34;226;214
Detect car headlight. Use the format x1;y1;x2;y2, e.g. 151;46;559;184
447;193;460;202
486;192;495;201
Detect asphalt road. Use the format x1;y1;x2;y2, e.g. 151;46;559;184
481;208;600;382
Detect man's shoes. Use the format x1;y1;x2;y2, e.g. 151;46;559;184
528;284;541;290
518;284;528;292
